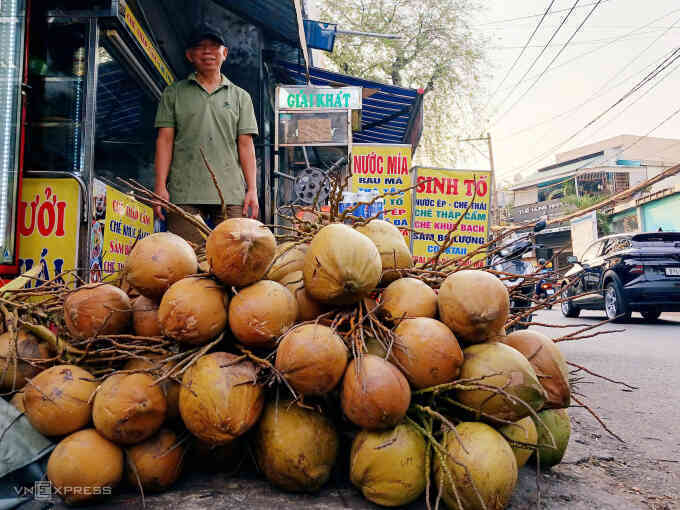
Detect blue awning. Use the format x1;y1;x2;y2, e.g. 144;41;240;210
213;1;300;44
273;61;424;150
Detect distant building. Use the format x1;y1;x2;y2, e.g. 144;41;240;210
500;135;680;268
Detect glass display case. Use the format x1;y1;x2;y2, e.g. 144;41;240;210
0;0;27;266
24;19;88;173
93;42;158;189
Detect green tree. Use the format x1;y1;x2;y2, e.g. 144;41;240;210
316;0;487;166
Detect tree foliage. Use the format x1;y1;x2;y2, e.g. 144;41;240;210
316;0;487;166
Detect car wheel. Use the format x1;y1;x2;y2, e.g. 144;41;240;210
604;281;631;322
640;309;662;322
560;287;580;318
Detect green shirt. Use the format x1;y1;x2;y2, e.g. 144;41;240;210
154;73;259;205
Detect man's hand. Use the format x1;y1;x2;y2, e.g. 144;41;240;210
243;189;259;219
154;185;170;220
154;127;174;221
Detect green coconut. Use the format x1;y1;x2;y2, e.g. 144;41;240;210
455;343;547;423
532;408;571;468
350;423;426;506
355;220;412;283
255;400;339;492
433;422;518;510
499;416;538;468
303;223;382;305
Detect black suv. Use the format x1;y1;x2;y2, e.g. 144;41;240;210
560;232;680;322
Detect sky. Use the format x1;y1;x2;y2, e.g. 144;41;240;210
464;0;680;184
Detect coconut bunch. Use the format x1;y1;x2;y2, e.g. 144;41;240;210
0;177;624;508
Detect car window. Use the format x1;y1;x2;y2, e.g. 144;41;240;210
603;237;632;256
580;241;602;262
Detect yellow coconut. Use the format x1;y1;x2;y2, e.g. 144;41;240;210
131;295;163;337
279;270;325;322
275;324;348;395
502;329;570;409
228;280;298;348
303;223;382;305
23;364;97;436
207;218;276;287
434;422;518;510
123;358;180;420
381;277;437;323
126;428;185;491
391;318;463;389
158;276;228;345
0;329;50;390
438;270;509;343
125;232;198;299
255;400;339;492
265;242;309;282
93;373;167;445
532;408;571;468
499;416;538;468
64;284;132;339
47;428;123;504
350;423;426;506
356;220;412;283
455;343;547;423
341;355;411;430
180;352;263;444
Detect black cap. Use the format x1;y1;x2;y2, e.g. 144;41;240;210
187;22;225;48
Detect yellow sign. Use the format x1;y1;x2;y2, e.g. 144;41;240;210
91;180;153;282
18;178;81;286
411;168;491;267
120;1;174;85
351;144;412;243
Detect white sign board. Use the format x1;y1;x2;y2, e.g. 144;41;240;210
570;211;598;258
277;86;363;110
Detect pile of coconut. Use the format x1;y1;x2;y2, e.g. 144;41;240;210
2;218;574;509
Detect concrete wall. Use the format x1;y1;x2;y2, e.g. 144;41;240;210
641;193;680;232
556;135;680;166
513;188;538;206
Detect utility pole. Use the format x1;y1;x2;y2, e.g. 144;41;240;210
458;133;497;225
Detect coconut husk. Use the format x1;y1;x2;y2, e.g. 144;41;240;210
502;329;571;409
125;232;198;299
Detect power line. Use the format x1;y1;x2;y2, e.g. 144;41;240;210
586;55;680;138
476;0;613;26
489;0;582;117
500;10;680;141
485;0;556;108
492;7;680;98
503;47;680;175
490;30;675;50
493;0;604;127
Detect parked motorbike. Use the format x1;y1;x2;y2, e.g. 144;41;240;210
491;220;547;332
534;258;556;309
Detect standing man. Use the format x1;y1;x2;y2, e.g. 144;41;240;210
154;23;259;244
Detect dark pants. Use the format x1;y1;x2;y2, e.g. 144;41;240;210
167;204;242;245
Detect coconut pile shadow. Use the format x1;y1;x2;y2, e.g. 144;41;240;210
0;176;633;510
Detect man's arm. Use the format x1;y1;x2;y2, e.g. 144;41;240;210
154;127;175;220
238;134;258;219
